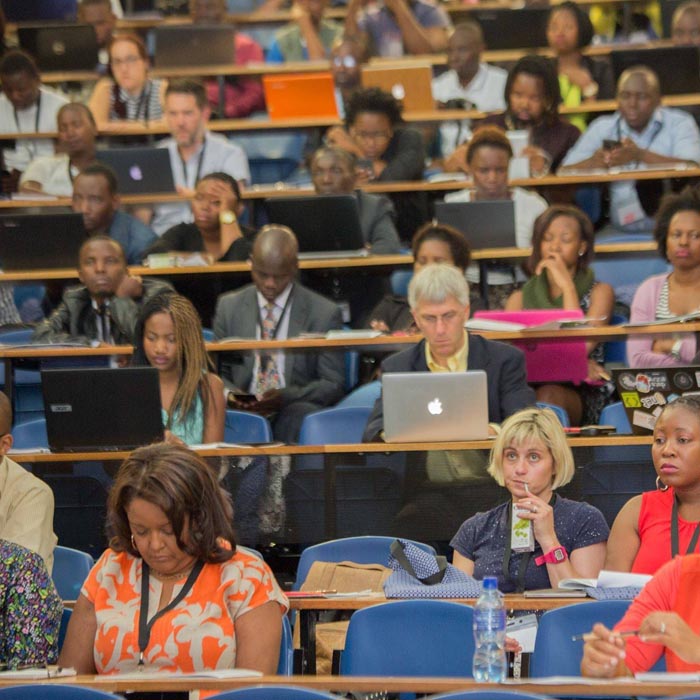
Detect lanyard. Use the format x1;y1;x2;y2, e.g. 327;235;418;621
256;286;294;341
13;92;41;134
137;559;204;666
671;494;700;558
180;141;207;187
502;493;557;593
616;116;662;150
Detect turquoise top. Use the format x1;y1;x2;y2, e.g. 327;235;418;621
162;391;204;445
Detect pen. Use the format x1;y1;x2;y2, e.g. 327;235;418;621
571;629;640;642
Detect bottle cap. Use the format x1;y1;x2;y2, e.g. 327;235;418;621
483;576;498;590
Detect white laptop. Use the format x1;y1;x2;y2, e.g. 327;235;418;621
382;371;489;443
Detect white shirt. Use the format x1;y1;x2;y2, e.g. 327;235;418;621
432;63;508;155
20;153;79;196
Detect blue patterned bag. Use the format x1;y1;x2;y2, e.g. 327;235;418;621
585;586;643;600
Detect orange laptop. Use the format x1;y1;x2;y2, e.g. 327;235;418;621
263;72;340;120
361;64;434;113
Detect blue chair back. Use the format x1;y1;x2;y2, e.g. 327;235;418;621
11;417;48;449
336;381;381;408
224;410;273;443
278;615;294;675
294;536;436;590
59;607;72;650
208;687;339;700
391;269;413;296
603;313;628;364
53;545;94;600
298;406;371;445
202;327;215;342
0;686;121;699
340;600;474;677
430;692;551;700
536;401;570;427
600;401;632;434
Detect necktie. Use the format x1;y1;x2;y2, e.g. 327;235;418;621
97;303;111;344
254;302;282;397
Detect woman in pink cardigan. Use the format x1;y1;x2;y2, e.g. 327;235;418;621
628;188;700;367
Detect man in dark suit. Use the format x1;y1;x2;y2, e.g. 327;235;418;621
213;225;345;442
363;263;535;441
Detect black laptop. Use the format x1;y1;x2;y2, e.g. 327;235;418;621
96;147;175;195
264;195;368;258
610;46;700;95
1;0;77;21
451;7;549;50
434;200;516;249
154;26;236;68
17;24;98;72
0;212;87;271
41;367;165;452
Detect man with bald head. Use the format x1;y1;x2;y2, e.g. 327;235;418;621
213;225;344;442
562;66;700;232
0;392;57;571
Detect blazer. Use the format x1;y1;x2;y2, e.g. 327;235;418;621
363;334;536;441
213;283;345;407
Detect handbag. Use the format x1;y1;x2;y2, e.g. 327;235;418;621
383;539;482;598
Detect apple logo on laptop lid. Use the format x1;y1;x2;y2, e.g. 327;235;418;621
428;398;443;416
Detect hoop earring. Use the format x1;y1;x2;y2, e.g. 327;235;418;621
656;476;669;492
131;534;137;550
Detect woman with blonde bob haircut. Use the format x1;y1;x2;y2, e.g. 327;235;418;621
451;407;609;592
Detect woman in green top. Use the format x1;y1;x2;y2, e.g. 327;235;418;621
506;205;614;426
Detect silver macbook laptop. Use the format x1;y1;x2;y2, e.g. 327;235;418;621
434;200;516;249
382;370;489;443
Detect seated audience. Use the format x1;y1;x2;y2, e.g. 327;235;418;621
59;442;288;675
431;22;507;157
32;237;172;346
190;0;266;118
444;126;548;307
88;33;167;132
369;222;471;333
213;226;344;443
0;539;62;669
0;392;57;571
132;292;225;445
72;163;157;265
452;407;608;592
628;188;700;367
345;0;450;57
363;264;535;441
605;396;700;575
20;103;98;197
331;35;365;117
0;50;68;190
672;0;700;44
546;2;615;132
561;67;700;234
506;205;615;425
78;0;118;72
266;0;342;62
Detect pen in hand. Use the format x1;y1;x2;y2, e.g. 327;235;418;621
571;629;640;642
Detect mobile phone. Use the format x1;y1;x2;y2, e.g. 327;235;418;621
602;139;622;150
232;392;257;403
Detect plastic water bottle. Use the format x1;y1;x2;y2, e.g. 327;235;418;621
472;576;507;682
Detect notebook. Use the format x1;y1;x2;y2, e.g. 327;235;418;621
96;147;175;195
451;7;549;50
262;73;339;120
41;367;164;452
613;365;700;435
0;212;87;271
610;46;700;95
434;200;516;249
1;0;77;21
153;26;236;68
17;24;98;72
264;195;367;258
473;309;588;384
361;64;434;113
382;370;489;442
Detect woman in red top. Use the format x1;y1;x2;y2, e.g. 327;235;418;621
605;395;700;574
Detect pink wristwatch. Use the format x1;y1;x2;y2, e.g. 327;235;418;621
535;546;568;566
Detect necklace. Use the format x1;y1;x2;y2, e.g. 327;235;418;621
150;565;194;582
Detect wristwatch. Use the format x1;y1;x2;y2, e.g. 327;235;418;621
535;546;568;566
670;339;683;360
582;82;599;99
219;210;237;225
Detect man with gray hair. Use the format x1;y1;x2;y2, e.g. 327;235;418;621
363;263;534;441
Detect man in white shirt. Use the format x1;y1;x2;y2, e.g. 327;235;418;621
0;392;57;571
146;79;250;235
431;22;507;156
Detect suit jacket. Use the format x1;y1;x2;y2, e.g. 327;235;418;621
213;283;345;407
356;190;400;254
363;334;536;441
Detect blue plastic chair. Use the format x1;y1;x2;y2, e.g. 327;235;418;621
224;409;273;443
202;327;215;342
536;401;570;427
340;600;474;677
294;536;436;590
603;313;629;365
52;545;94;600
336;381;381;408
208;687;339;700
0;687;121;699
278;615;294;675
600;401;632;434
0;327;43;421
11;417;48;449
298;406;371;445
59;607;72;650
391;269;413;296
430;692;550;700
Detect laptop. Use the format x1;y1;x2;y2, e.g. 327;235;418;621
361;65;434;113
434;200;516;249
473;309;588;384
262;73;339;120
382;370;489;442
96;147;175;195
0;212;87;271
1;0;77;21
17;24;98;72
451;7;549;50
613;365;700;435
41;367;165;452
610;46;700;95
154;26;236;68
264;195;367;258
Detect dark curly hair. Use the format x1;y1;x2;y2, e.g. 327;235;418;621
547;1;595;49
345;87;403;128
654;186;700;261
504;55;561;125
412;222;471;272
466;125;513;164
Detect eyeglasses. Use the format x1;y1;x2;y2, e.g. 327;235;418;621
351;130;392;143
111;55;142;68
332;55;357;68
